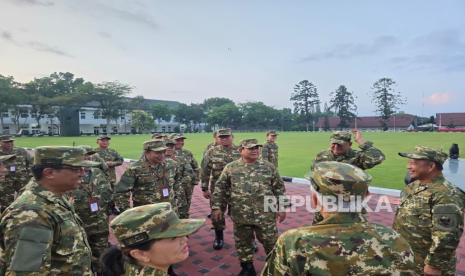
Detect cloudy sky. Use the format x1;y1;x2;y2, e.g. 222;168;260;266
1;0;464;116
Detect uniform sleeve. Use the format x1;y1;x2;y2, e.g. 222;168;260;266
95;171;113;211
271;167;285;199
189;153;200;184
261;144;270;162
425;191;465;268
355;141;385;170
310;150;327;171
200;150;212;191
211;166;230;210
1;208;54;275
261;235;290;276
113;167;136;211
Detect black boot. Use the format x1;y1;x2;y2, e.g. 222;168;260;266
238;261;256;276
213;229;224;250
168;265;177;276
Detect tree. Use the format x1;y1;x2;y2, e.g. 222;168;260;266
24;77;57;130
0;75;24;133
290;80;320;131
131;110;155;133
371;78;405;131
206;103;241;128
151;104;173;122
202;97;235;112
330;85;357;129
239;102;277;130
90;81;132;132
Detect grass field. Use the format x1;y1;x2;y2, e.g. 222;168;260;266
13;131;465;190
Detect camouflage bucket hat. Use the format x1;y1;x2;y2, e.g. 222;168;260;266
143;139;167;152
34;146;99;167
152;133;167;139
97;135;111;140
78;145;97;155
399;145;448;165
111;203;205;247
0;154;15;163
307;161;371;200
164;139;176;146
217;128;232;137
174;133;186;140
240;138;262;149
330;131;351;144
0;135;15;142
266;130;278;136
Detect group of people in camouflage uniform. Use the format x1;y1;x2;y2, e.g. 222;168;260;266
0;128;464;276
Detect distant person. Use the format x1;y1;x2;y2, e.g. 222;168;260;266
0;154;16;180
101;203;204;276
262;161;415;275
0;135;33;212
394;146;465;275
94;135;124;186
311;129;385;224
449;143;459;159
200;128;240;250
261;130;279;168
202;130;221;156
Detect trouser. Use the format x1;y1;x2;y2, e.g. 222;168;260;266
233;220;278;262
87;231;109;274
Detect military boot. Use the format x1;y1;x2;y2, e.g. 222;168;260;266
213;229;224;250
238;261;256;276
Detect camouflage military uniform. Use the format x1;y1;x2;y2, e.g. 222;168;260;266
212;139;285;263
261;141;278;168
0;146;96;275
0;144;33;212
311;131;385;223
201;143;240;230
262;161;415;275
67;165;112;273
393;146;465;275
110;203;205;276
94;146;123;185
203;142;217;156
113;140;181;213
175;147;199;210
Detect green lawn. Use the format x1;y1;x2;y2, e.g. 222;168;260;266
14;131;465;190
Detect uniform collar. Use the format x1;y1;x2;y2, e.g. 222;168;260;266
315;212;366;225
27;179;70;206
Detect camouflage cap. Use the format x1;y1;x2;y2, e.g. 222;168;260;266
399;145;448;165
330;131;351;144
266;130;278;136
239;138;262;149
217;128;232;137
307;161;371;200
0;154;15;163
78;145;97;155
97;134;111;140
33;146;99;167
0;135;15;142
152;133;167;139
164;138;176;146
110;203;205;247
143;139;167;152
173;133;186;140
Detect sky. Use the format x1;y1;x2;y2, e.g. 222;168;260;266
1;0;464;116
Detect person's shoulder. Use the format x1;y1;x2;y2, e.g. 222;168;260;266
258;159;275;170
225;159;242;168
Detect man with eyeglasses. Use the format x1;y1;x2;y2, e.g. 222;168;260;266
212;139;286;275
113;139;181;213
0;146;97;275
200;128;240;250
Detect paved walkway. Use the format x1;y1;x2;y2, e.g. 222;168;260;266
115;166;465;275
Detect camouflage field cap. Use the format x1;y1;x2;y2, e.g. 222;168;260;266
240;138;262;149
152;133;167;139
33;146;99;167
97;134;111;140
307;161;371;200
78;145;97;155
399;145;448;165
111;203;205;247
0;135;15;142
330;131;351;144
266;130;278;136
217;128;232;137
164;138;176;146
143;139;167;152
0;154;15;163
174;133;186;140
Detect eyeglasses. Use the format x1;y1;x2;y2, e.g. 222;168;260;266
246;146;260;150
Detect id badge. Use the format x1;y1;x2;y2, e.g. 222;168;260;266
10;165;16;172
89;198;99;213
162;188;169;198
